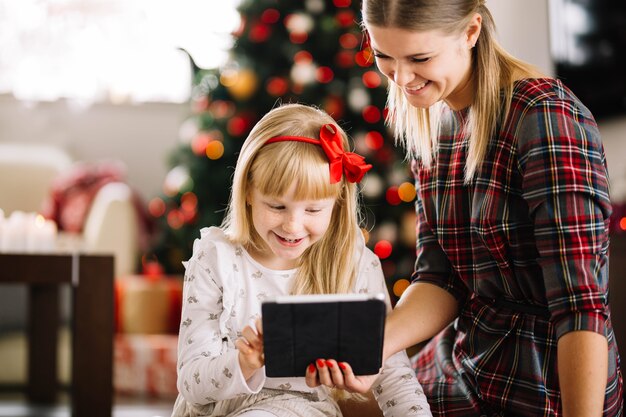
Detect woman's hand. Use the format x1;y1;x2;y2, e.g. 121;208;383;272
305;359;379;394
235;318;265;380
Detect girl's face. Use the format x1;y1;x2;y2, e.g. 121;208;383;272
367;23;478;110
247;182;337;270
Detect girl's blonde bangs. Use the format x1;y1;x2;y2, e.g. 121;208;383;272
250;142;341;201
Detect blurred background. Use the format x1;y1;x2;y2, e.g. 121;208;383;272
0;0;625;415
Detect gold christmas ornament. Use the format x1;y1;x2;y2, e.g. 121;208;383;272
222;68;259;100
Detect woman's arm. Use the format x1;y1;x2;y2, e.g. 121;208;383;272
383;282;459;360
558;330;608;417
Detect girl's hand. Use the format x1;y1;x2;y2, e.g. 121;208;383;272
305;359;379;394
235;318;264;379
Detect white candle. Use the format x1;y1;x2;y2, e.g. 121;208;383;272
4;211;29;252
27;214;58;253
39;218;58;252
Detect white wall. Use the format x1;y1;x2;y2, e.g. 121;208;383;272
488;0;554;76
0;95;186;201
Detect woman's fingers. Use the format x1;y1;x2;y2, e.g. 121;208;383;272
325;359;346;388
305;362;320;387
339;362;378;394
315;358;334;387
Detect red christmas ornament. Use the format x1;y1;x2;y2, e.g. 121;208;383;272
180;192;198;213
261;8;280;24
141;255;165;278
294;50;313;64
365;131;384;150
167;209;185;229
249;22;271;43
355;49;374;67
227;116;248;136
289;32;308;44
266;77;289;96
335;51;354;68
191;133;211;156
291;83;304;94
362;105;382;123
323;95;345;119
316;66;335;83
385;186;402;206
339;33;359;49
374;240;393;259
333;0;352;7
362;71;381;88
148;198;166;218
210;100;236;119
336;10;355;27
192;96;209;113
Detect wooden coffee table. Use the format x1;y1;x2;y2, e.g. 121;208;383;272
0;253;113;417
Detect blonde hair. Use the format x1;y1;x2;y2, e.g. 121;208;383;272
362;0;544;182
221;103;361;295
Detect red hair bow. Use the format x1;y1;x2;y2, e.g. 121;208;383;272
265;124;373;184
318;124;372;184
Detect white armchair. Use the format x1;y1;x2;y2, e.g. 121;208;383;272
0;142;142;384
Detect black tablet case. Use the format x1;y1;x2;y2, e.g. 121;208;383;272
262;297;386;377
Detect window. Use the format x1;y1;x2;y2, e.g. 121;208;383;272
0;0;240;104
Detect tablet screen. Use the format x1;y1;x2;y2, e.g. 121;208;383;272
261;293;386;377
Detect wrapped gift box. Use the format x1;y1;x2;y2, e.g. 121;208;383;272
114;333;179;398
115;275;183;334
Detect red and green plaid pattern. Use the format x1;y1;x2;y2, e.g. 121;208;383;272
411;78;623;416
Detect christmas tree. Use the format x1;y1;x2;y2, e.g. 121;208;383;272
148;0;418;303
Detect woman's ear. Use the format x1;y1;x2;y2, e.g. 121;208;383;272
466;12;482;49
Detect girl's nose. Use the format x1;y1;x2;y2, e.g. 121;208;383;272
282;214;303;235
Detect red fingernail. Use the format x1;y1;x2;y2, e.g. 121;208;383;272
308;364;316;373
325;360;333;368
339;362;347;370
316;359;325;368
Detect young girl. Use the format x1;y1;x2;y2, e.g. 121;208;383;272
312;0;624;416
171;103;432;417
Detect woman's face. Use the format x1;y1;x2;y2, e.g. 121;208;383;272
367;23;478;110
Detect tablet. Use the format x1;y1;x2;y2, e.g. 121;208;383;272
261;293;386;378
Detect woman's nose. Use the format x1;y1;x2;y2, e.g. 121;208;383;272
392;63;413;86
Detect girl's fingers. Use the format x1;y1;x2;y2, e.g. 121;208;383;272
255;317;263;335
241;325;262;351
235;337;252;354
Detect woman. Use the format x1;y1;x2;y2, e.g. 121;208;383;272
306;1;623;415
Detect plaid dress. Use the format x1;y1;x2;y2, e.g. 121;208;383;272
411;78;623;416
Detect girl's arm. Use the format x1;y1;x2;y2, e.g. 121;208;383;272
177;229;265;405
558;331;608;417
383;282;458;361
